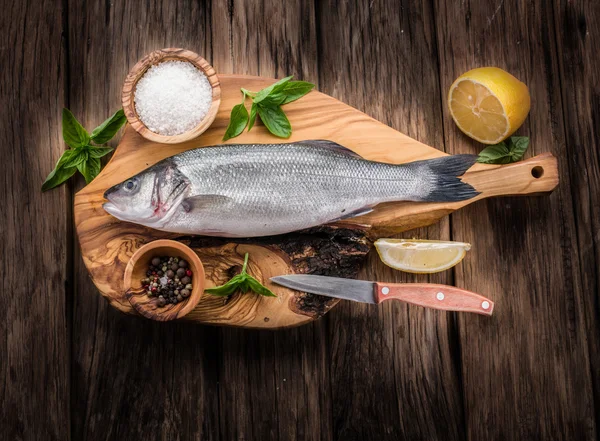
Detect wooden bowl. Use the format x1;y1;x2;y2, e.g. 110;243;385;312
123;240;205;321
121;48;221;144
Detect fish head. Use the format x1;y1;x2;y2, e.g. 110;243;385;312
103;161;190;227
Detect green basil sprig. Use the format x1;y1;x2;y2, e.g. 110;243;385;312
205;253;276;297
222;92;250;141
477;136;530;164
42;108;127;191
222;76;315;141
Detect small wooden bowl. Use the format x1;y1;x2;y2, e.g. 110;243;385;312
121;48;221;144
123;240;205;321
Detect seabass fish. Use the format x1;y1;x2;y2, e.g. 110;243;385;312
103;140;478;237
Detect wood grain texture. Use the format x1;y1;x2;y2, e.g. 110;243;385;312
67;1;221;440
552;0;600;432
0;0;70;440
209;3;334;440
317;1;469;440
434;0;597;439
75;75;557;329
2;0;597;439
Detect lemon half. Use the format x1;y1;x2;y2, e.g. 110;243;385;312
374;239;471;274
448;67;530;144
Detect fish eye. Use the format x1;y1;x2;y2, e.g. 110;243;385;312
123;178;138;192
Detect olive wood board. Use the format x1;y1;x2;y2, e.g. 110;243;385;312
74;74;559;329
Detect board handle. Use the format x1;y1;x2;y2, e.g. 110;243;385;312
374;282;494;316
463;153;558;198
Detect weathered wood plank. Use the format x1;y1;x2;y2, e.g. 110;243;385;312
317;1;467;440
210;2;331;440
67;1;220;439
0;0;70;439
433;0;597;439
552;0;600;431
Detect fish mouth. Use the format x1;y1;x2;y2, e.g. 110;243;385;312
102;201;124;217
103;200;157;225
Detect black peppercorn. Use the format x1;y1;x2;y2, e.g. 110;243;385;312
145;254;192;308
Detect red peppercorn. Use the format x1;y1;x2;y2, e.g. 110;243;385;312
186;270;192;277
151;287;157;292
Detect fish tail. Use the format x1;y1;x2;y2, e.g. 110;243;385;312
413;154;480;202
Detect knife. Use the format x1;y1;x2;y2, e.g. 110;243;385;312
270;274;494;316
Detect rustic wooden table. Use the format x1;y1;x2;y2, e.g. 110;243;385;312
1;1;598;440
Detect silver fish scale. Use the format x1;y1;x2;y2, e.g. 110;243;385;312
163;142;429;237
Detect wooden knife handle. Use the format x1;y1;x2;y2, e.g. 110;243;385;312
373;282;494;316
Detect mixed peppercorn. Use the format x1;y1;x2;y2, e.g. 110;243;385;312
142;256;193;307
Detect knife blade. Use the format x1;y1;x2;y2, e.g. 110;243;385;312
270;274;494;316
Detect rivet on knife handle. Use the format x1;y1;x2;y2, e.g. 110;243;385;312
374;282;494;316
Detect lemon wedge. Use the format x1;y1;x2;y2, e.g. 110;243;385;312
448;67;530;144
374;239;471;274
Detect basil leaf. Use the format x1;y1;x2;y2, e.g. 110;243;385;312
253;76;293;104
205;274;247;296
509;136;529;161
247;277;277;297
248;103;258;131
77;156;101;184
90;109;127;144
41;165;77;192
87;146;114;159
62;108;90;148
205;253;276;298
240;252;249;272
477;142;511;164
41;150;78;191
281;81;315;104
62;148;88;168
55;149;76;167
223;101;249;141
240;87;257;98
236;278;252;294
477;136;530;164
259;92;287;107
257;105;291;138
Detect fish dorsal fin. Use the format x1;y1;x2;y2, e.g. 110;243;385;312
181;194;232;213
301;140;363;159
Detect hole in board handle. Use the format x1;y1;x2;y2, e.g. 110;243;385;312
531;166;544;179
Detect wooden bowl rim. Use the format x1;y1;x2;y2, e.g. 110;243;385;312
123;239;205;321
121;47;221;144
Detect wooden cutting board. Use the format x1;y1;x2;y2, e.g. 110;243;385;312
74;74;559;329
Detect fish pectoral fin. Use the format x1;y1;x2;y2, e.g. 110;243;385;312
302;140;363;159
329;206;374;222
181;194;232;213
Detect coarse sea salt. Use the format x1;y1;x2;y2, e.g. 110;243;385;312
134;60;212;136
